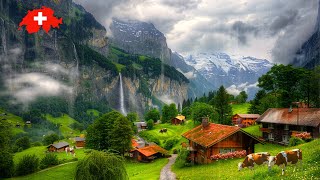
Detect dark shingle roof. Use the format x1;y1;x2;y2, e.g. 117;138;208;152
51;141;69;149
75;137;85;142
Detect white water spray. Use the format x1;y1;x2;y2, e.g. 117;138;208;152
119;73;127;115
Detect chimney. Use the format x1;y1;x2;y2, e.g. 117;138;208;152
202;117;209;129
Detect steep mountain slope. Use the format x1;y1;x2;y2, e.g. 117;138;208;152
0;0;188;120
184;52;273;99
293;1;320;68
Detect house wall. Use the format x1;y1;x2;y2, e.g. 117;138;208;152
232;115;257;126
48;146;56;152
76;141;85;147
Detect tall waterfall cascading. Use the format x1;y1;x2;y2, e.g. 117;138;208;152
1;17;7;58
68;43;80;116
119;73;127;115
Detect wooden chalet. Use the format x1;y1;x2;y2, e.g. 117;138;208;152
182;118;263;164
130;145;168;162
256;108;320;145
171;115;186;125
75;137;85;148
232;114;260;127
47;141;69;152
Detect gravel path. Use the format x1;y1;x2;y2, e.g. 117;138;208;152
160;154;177;180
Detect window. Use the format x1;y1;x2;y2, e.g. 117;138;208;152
284;124;289;130
268;133;274;141
300;126;306;131
219;148;235;154
282;135;288;143
268;123;274;129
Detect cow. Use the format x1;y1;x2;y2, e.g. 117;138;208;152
238;152;271;171
268;149;302;175
159;128;167;133
65;146;76;157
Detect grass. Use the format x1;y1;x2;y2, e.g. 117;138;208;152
10;162;77;180
46;114;81;137
86;109;100;117
0;109;26;135
231;103;251;114
114;62;126;72
173;139;320;179
126;158;168;180
139;121;195;151
242;125;262;137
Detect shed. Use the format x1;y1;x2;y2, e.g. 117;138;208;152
47;141;69;152
75;137;85;148
130;145;168;162
232;114;260;127
171;115;186;125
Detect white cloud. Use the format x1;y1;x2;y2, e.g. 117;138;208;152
226;82;258;96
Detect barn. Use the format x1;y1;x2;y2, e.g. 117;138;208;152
75;137;85;148
256;108;320;145
47;141;69;152
182;118;263;164
130;145;168;162
232;114;260;127
171;115;186;125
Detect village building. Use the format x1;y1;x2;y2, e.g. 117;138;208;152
171;115;186;125
256;108;320;145
132;138;145;149
47;141;69;152
232;114;260;127
130;144;168;162
182;118;263;164
134;122;147;131
75;137;85;148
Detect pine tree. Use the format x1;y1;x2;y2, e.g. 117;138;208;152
214;86;232;125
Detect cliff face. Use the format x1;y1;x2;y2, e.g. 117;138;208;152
0;0;188;117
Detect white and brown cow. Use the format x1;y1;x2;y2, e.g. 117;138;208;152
238;152;271;171
268;149;302;175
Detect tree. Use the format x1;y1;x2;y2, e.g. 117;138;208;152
236;91;248;103
15;136;31;150
126;112;139;123
182;107;192;119
16;154;40;176
144;108;160;123
75;151;128;180
110;116;134;155
191;102;217;123
43;133;59;145
249;90;266;114
162;103;178;123
257;94;279;114
0;121;14;178
86;111;133;153
147;119;154;130
214;86;232;125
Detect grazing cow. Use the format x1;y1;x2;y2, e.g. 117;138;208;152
268;149;302;175
238;152;271;171
159;128;167;133
65;146;76;157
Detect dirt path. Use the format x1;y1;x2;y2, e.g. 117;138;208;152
160;154;177;180
35;161;77;174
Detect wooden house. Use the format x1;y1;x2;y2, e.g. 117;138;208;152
47;141;69;152
182;118;263;164
75;137;85;148
256;108;320;145
130;145;168;162
171;115;186;125
232;114;260;127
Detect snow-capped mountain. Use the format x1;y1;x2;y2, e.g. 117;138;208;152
184;52;273;99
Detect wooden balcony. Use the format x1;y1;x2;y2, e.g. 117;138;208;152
260;128;271;133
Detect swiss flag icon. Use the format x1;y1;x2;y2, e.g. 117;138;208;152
18;6;63;34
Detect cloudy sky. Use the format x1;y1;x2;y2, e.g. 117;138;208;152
74;0;319;63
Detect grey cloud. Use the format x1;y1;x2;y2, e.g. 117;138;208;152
231;21;259;44
269;10;299;35
160;0;201;11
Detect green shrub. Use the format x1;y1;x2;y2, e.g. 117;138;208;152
164;138;179;150
32;141;42;147
0;150;14;178
289;137;305;147
174;148;190;168
40;153;59;169
15;136;31;150
147;119;154;130
16;154;39;176
139;131;160;145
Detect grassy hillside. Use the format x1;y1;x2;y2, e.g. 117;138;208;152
242;125;262;137
231;103;251;114
173;139;320;179
0;109;25;135
46;114;81;138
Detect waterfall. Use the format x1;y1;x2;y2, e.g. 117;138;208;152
119;73;127;115
1;17;7;58
68;43;80;117
73;43;79;72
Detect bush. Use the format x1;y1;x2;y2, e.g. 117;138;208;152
0;150;14;178
174;148;190;168
43;133;59;145
40;153;59;169
16;154;39;176
139;131;160;145
75;151;127;180
32;141;42;147
147;119;154;130
164;138;179;150
289;137;305;147
15;136;31;150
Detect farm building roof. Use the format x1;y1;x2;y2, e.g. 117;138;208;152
182;123;263;148
256;108;320;127
75;137;85;142
48;141;69;149
135;145;168;157
132;139;139;148
173;115;186;121
234;114;260;119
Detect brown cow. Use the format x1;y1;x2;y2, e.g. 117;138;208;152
268;149;302;175
238;152;270;171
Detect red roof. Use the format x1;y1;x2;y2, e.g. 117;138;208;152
182;123;241;148
235;114;260;119
135;145;168;157
132;139;139;148
256;108;320;127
